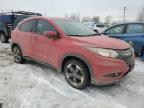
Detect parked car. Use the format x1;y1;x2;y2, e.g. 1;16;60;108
102;23;144;56
0;11;42;43
11;17;135;89
83;21;109;33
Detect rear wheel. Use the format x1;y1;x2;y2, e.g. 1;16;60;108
0;33;8;43
12;46;25;64
64;59;90;89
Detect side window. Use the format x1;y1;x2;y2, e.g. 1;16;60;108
126;24;144;34
106;25;125;34
20;20;35;32
36;20;56;35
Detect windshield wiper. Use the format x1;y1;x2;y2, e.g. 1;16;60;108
68;35;86;37
68;34;100;37
86;34;101;36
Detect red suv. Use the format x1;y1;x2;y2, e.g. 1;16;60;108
11;17;135;89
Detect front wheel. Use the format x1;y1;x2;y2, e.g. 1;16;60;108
64;59;90;89
12;46;25;64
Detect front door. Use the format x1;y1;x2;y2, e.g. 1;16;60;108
33;19;60;66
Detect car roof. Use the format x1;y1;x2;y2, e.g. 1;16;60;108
20;16;75;24
106;22;144;29
112;22;144;26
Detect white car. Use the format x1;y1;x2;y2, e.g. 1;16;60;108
83;22;109;33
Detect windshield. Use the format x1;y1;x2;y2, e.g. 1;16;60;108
53;19;97;36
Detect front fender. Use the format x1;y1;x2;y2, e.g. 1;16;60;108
58;53;94;82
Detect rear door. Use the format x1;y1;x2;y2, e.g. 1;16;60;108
18;20;36;57
124;24;144;37
122;24;144;53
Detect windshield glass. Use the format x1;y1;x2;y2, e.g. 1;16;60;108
53;19;97;36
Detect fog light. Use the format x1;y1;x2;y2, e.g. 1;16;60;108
104;72;122;77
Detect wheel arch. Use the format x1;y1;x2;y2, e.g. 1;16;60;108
11;43;23;54
11;43;18;50
59;54;93;82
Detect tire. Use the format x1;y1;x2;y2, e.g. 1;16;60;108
64;59;90;89
0;33;8;43
94;30;99;34
12;46;25;64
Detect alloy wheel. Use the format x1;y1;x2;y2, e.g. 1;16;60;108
13;47;22;63
65;63;84;87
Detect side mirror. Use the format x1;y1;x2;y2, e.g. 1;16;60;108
44;31;57;39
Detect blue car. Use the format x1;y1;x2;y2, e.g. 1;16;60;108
103;23;144;58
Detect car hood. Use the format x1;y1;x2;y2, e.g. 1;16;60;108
71;35;130;50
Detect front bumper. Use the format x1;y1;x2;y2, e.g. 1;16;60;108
91;78;121;86
89;48;135;85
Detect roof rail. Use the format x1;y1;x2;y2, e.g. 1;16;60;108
0;10;42;16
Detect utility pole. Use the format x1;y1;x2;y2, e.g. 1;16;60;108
123;6;127;22
44;13;47;16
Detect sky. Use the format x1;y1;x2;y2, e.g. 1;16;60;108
0;0;144;22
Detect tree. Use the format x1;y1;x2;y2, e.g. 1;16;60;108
82;16;91;22
69;13;80;21
64;13;80;21
105;15;112;25
64;13;69;19
92;16;100;23
138;6;144;22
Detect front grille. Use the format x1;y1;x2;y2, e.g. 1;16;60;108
117;48;135;70
119;54;134;66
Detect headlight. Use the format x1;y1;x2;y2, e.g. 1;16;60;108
86;47;119;58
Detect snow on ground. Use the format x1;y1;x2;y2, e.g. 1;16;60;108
0;42;144;108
